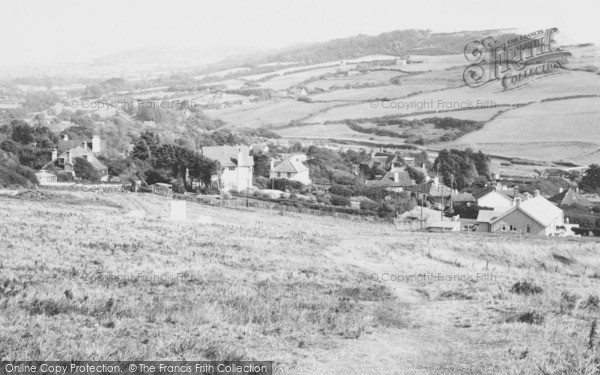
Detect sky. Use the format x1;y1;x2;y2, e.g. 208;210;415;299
0;0;598;66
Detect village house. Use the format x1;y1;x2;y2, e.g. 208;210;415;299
365;150;405;170
58;134;106;155
201;146;254;191
473;185;525;209
406;176;452;205
365;167;413;192
43;146;109;181
549;187;593;208
269;156;311;185
475;190;572;236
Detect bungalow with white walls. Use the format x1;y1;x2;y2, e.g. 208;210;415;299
270;156;311;185
202;146;254;191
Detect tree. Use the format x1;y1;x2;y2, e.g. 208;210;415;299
405;166;426;184
11;120;34;144
73;157;100;182
581;164;600;192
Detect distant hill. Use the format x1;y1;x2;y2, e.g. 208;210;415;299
221;29;519;65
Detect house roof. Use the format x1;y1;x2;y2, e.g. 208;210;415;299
477;195;563;228
473;186;525;200
519;196;564;227
365;170;413;187
44;146;107;171
451;192;476;203
273;158;308;173
548;188;593;207
476;208;510;223
202;146;254;168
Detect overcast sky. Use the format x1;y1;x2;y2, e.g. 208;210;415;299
1;0;597;66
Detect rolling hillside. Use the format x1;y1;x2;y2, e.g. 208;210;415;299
1;190;600;374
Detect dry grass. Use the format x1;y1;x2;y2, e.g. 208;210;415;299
1;190;600;374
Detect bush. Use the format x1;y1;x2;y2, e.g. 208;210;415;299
73;157;101;182
360;200;379;211
509;281;544;295
330;194;351;207
329;185;353;197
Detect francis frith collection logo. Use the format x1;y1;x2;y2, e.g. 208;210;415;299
463;28;572;89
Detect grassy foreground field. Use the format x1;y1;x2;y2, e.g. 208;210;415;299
1;190;600;374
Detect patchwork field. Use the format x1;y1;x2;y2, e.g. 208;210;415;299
203;99;346;127
1;191;600;374
309;83;447;102
305;70;405;91
449;97;600;163
304;71;600;124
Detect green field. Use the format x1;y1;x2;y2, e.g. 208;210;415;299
1;191;600;374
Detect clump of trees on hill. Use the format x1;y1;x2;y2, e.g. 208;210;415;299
433;148;491;190
124;131;220;191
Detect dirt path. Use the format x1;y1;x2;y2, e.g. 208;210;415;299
312;237;500;375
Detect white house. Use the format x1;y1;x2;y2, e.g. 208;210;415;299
202;146;254;191
476;190;572;236
270;157;311;185
474;185;524;209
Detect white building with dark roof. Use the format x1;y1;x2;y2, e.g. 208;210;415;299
202;146;254;190
270;156;311;185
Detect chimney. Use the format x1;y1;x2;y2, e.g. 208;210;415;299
576;187;579;193
533;189;540;197
270;158;275;172
66;151;72;165
51;148;58;161
394;172;399;183
63;134;69;141
514;198;521;206
92;135;101;154
237;147;243;167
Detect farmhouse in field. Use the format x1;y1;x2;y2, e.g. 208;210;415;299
269;156;311;185
201;146;254;190
43;146;109;180
549;187;593;208
476;190;569;235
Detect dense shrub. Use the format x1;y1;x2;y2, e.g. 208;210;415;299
329;185;353;197
510;281;544;295
330;194;351;207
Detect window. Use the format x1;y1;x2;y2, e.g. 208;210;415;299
502;224;506;231
277;173;281;178
58;158;65;165
228;167;235;171
287;173;291;178
509;225;517;232
526;225;531;234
